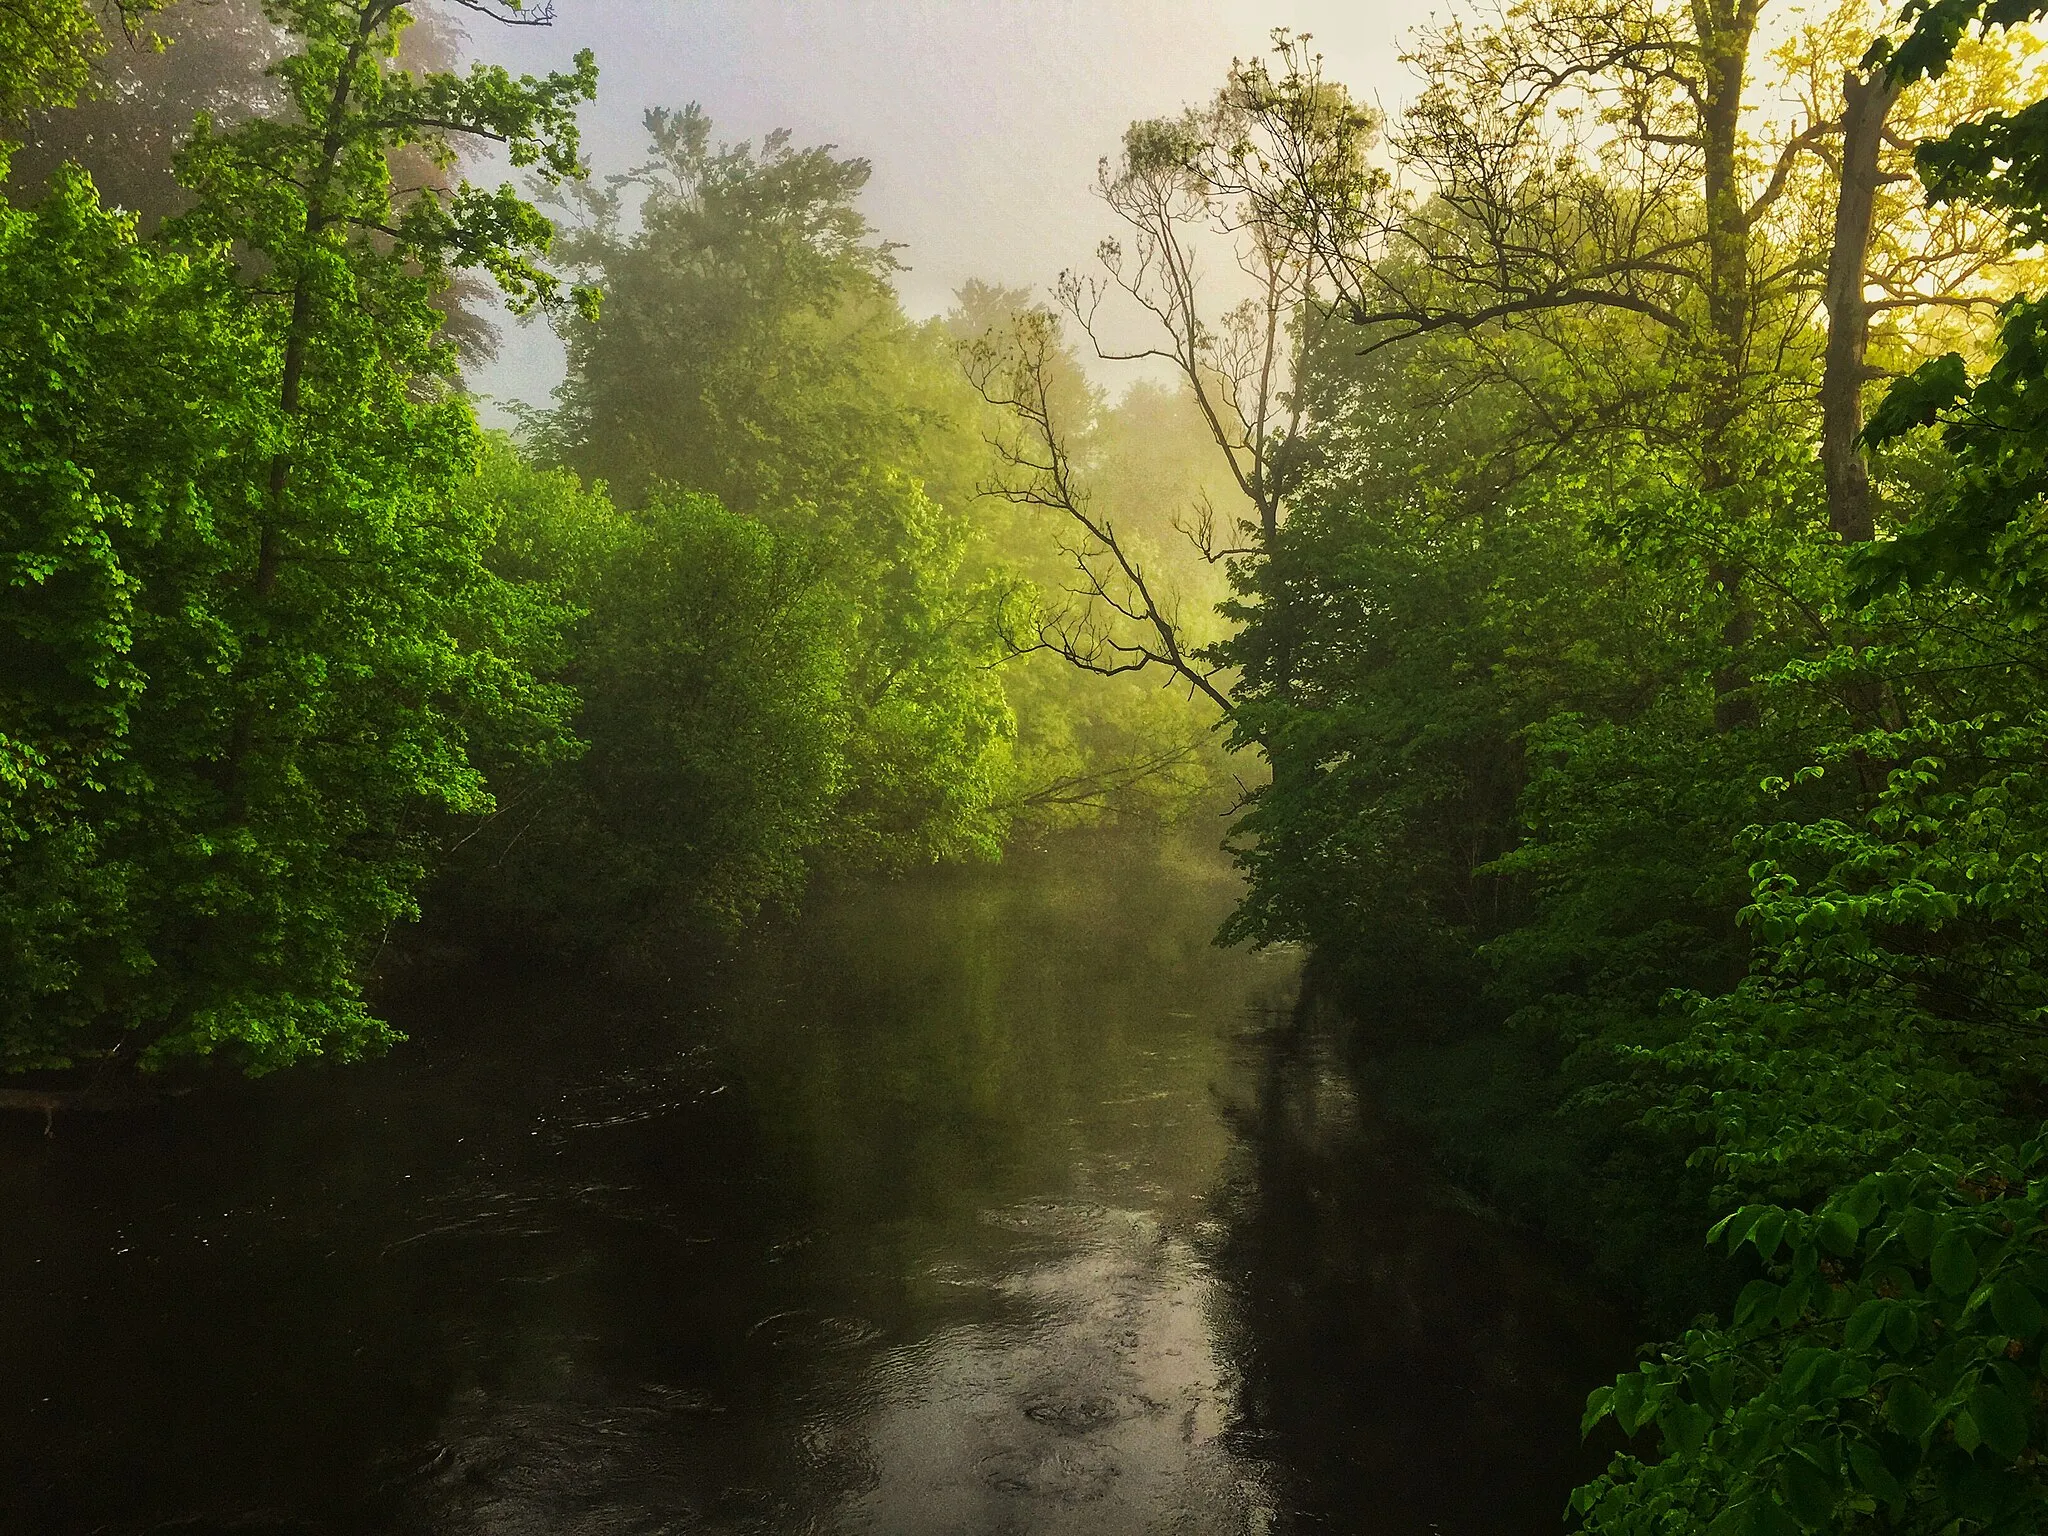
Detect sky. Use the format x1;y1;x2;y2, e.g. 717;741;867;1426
456;0;1437;420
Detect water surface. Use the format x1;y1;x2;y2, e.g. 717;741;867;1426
0;835;1632;1533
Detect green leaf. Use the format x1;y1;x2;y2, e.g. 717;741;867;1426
1848;1439;1904;1501
1663;1400;1713;1457
1781;1450;1837;1530
1887;1379;1938;1441
1612;1371;1644;1435
1737;1279;1782;1327
1709;1358;1738;1416
1991;1278;2044;1340
1954;1406;1982;1454
1843;1180;1883;1229
1969;1383;2029;1458
1862;351;1968;446
1885;1303;1920;1355
1818;1209;1859;1257
1581;1385;1614;1438
1932;1231;1979;1296
1899;1206;1938;1263
1782;1348;1830;1403
1752;1209;1789;1260
1832;1357;1873;1398
1711;1206;1760;1251
1847;1298;1889;1351
1776;1274;1813;1327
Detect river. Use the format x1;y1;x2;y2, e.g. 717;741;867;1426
0;833;1633;1534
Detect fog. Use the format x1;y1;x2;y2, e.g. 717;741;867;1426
462;0;1433;419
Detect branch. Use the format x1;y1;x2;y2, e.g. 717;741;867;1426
1349;284;1688;354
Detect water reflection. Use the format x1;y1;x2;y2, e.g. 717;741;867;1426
0;834;1629;1535
1204;998;1633;1531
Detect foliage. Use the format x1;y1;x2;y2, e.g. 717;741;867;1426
1577;1141;2048;1534
535;108;1056;872
541;102;907;512
1085;9;2048;1531
0;164;572;1072
0;0;591;1072
443;442;851;939
1563;0;2048;1525
0;0;164;122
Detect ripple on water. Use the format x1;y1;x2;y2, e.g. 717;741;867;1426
977;1442;1123;1501
744;1307;884;1352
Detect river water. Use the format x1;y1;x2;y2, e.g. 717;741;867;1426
0;834;1632;1534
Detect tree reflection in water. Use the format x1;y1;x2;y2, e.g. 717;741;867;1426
1205;990;1638;1533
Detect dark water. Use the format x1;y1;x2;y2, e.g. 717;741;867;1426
0;835;1633;1534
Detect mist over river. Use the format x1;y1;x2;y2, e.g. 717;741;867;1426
0;834;1631;1534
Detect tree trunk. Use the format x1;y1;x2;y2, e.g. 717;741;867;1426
1695;0;1763;729
1821;66;1901;545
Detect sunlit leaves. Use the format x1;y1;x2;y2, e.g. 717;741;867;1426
1580;1144;2048;1531
0;2;591;1070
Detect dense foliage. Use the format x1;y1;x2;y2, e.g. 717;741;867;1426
1103;2;2048;1529
0;2;1236;1078
0;0;597;1071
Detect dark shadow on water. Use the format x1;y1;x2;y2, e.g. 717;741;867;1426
1202;989;1639;1532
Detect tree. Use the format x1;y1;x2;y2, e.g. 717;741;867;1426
438;442;854;941
962;307;1234;712
0;0;165;123
1219;16;2035;722
1563;1;2048;1524
539;105;1016;871
0;0;596;1073
962;46;1384;714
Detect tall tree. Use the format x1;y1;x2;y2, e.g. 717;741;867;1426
0;0;597;1073
540;106;1017;870
963;47;1384;714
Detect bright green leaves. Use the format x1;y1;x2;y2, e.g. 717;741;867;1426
0;0;167;122
0;2;589;1071
173;2;595;323
0;168;272;1067
1580;1147;2048;1531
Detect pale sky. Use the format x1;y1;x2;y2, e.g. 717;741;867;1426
456;0;1437;419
